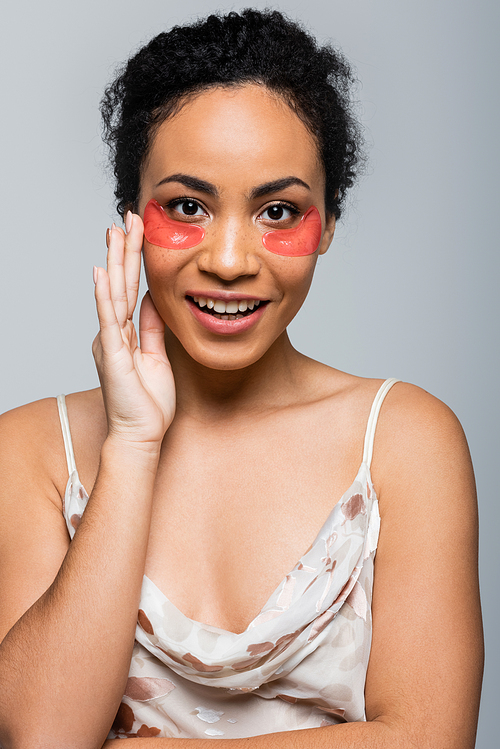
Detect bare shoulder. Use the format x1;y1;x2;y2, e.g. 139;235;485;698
0;388;107;502
372;381;475;506
306;370;476;521
376;380;467;442
0;397;67;505
311;366;461;432
292;361;469;463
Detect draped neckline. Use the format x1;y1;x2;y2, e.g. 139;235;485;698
141;460;375;636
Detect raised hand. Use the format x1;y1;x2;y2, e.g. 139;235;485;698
93;213;176;448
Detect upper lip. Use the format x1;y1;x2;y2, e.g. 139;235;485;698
185;290;269;302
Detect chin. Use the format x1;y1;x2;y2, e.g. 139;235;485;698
174;332;283;373
189;346;270;372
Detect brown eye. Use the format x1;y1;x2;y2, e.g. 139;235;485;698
178;200;201;216
267;205;285;220
171;199;205;217
260;204;297;222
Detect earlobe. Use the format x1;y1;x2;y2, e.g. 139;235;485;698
318;213;336;255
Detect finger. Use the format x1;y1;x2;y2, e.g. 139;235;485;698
94;266;128;357
123;212;144;321
138;292;167;358
107;224;129;328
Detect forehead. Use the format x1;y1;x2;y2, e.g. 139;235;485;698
142;84;324;196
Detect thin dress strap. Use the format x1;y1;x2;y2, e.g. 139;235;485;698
362;378;400;469
56;394;76;477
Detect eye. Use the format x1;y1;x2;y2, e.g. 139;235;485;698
259;203;299;222
170;199;207;217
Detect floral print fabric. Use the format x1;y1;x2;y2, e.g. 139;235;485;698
63;463;379;738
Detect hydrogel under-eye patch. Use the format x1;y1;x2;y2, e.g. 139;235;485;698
143;199;322;256
262;206;322;256
143;199;205;249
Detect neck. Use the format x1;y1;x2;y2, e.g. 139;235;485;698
165;329;308;422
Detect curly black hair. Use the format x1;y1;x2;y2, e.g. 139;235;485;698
100;8;364;219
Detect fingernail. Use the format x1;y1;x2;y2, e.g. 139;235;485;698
125;210;133;233
106;228;110;248
93;266;98;284
112;222;117;230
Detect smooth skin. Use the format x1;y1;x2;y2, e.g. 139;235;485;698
0;85;483;748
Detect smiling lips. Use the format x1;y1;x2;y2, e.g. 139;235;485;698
190;295;263;320
187;296;267;335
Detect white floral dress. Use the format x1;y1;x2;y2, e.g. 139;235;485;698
57;378;399;739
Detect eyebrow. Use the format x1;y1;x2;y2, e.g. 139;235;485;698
249;177;311;200
155;173;219;196
154;174;311;200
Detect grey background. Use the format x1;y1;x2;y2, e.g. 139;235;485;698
1;1;498;745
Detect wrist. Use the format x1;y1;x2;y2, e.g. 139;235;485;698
101;434;162;468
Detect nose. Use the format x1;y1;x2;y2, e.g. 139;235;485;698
196;218;261;281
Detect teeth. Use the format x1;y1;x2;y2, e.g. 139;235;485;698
213;300;226;313
193;297;263;314
214;313;240;321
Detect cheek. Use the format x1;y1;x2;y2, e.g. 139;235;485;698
262;206;322;256
270;255;318;312
143;199;205;249
142;244;185;302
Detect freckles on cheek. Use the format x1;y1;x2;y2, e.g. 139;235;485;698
143;199;205;249
262;206;322;256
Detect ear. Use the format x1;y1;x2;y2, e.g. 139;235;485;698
318;211;336;256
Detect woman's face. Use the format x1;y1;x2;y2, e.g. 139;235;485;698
138;84;335;371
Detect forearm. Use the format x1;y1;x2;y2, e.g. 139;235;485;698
102;720;396;748
0;438;160;749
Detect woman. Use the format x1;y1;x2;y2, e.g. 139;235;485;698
0;9;483;748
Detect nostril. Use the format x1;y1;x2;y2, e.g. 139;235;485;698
196;241;261;279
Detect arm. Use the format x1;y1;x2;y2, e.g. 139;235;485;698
100;722;391;748
0;415;160;748
0;216;175;749
105;386;483;749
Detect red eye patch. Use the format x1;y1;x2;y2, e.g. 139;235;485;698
143;199;322;256
262;206;322;256
143;199;205;249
